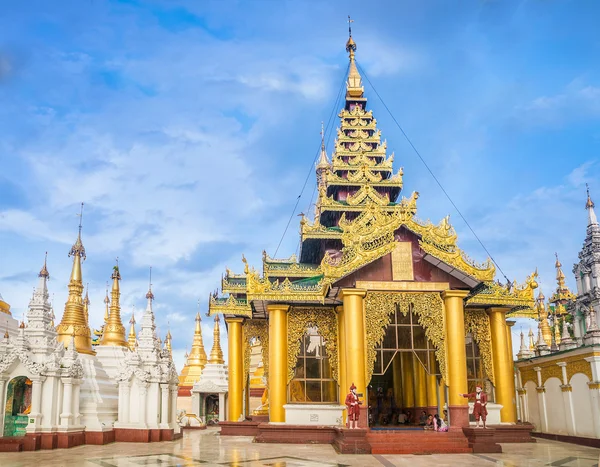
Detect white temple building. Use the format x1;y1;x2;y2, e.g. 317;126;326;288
515;186;600;444
0;218;179;451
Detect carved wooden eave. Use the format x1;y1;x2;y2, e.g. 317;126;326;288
466;272;538;315
208;295;252;318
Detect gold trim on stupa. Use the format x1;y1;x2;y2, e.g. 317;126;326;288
99;261;128;347
56;203;95;354
208;315;224;364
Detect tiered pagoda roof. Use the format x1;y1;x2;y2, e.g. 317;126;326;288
208;33;537;318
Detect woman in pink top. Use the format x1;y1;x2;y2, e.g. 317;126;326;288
433;414;448;432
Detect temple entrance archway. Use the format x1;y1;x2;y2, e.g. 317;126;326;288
3;376;32;437
369;304;444;428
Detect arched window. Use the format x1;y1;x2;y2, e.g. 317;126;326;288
465;333;495;401
288;326;337;403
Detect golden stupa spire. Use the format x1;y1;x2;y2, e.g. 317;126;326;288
165;326;172;357
127;306;137;351
555;253;566;290
99;258;128;347
178;303;208;386
528;328;535;350
56;202;94;354
103;282;110;323
208;314;224;364
536;289;552;347
83;283;90;323
345;15;364;98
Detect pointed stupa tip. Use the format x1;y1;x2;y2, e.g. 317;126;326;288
84;283;90;305
146;267;154;300
39;252;50;279
100;259;127;347
208;314;224;364
345;15;363;98
554;252;561;269
586;183;598;225
69;202;86;260
316;121;329;169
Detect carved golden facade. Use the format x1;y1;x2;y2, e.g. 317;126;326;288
207;30;534;426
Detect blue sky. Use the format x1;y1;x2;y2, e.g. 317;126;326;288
1;0;600;369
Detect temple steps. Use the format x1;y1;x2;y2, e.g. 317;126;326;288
366;430;472;454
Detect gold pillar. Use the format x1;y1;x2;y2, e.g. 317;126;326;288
438;378;447;411
336;306;347;422
401;352;415;408
226;317;244;422
490;308;517;423
413;354;428;409
506;320;518;423
268;304;289;423
392;354;403;407
442;290;470;426
426;373;438;410
340;290;367;398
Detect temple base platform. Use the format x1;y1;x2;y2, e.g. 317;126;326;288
0;427;183;451
219;422;536;454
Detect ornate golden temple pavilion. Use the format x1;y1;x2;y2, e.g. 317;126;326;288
208;32;538;430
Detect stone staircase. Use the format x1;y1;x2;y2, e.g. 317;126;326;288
366;429;472;454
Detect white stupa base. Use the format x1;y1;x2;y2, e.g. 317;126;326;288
79;353;118;431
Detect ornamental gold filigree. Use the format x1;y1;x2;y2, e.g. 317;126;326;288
464;309;495;384
566;359;593;382
243;320;269;386
469;271;538;312
519;368;537;386
286;307;338;384
541;365;564;384
364;292;446;383
208;294;252;317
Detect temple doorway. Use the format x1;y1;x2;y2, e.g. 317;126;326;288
368;305;444;428
204;394;219;425
3;376;32;437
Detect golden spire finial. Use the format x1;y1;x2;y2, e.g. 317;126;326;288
83;283;90;323
178;304;208;386
165;324;172;357
316;121;330;171
345;16;363;98
99;259;127;347
39;252;50;279
208;314;224;364
57;202;94;354
127;306;137;351
103;282;110;323
554;252;567;290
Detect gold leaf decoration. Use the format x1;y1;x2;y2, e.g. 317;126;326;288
464;309;495;384
364;292;446;383
286;307;338;384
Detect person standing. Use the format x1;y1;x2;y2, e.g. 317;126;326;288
459;385;488;428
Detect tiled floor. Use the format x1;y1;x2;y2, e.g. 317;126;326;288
0;428;599;467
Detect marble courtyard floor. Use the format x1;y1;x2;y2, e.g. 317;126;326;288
0;428;599;467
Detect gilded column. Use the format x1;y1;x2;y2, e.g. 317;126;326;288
438;378;447;412
489;307;517;423
413;354;428;411
340;289;367;426
401;352;415;408
426;373;438;413
336;306;347;420
226;317;244;422
505;320;518;422
267;304;289;423
441;290;470;427
392;355;403;408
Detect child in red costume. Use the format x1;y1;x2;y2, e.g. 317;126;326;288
459;385;488;428
345;383;362;429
